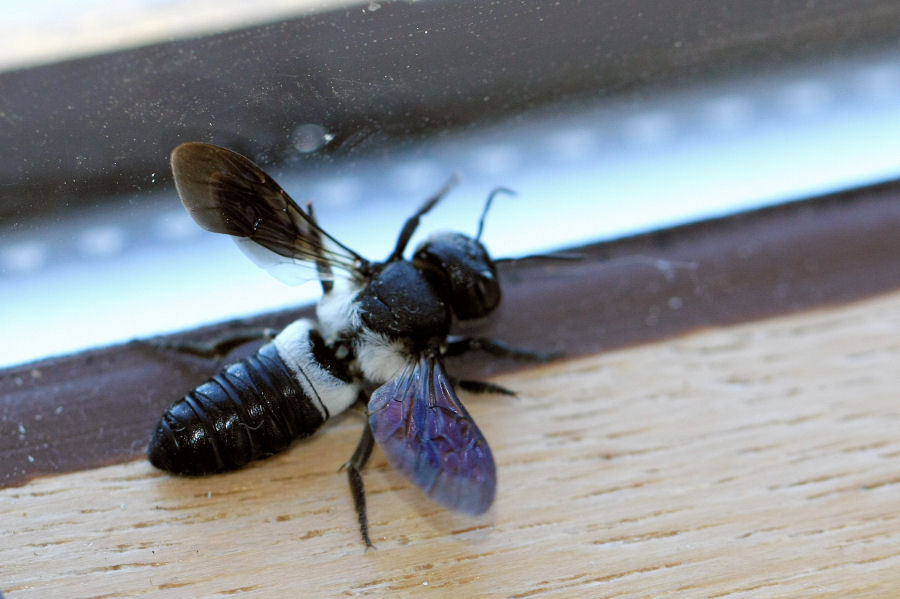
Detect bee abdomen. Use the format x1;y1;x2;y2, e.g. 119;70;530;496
148;320;358;475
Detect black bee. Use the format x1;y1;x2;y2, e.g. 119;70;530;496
148;142;542;545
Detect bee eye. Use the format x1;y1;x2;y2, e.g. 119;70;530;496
471;271;501;316
413;233;501;320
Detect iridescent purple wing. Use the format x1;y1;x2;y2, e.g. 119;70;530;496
368;355;496;515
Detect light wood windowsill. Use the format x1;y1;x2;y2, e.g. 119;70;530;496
4;290;900;597
3;183;900;597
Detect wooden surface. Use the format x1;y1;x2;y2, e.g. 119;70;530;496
4;291;900;598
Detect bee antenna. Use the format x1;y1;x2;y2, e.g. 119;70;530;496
476;187;516;241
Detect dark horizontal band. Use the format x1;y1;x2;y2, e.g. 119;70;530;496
2;180;900;487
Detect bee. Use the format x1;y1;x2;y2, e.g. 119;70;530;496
148;142;543;546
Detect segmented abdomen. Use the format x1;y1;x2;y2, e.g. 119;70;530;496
148;342;329;475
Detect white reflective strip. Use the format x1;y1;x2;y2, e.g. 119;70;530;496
273;319;359;419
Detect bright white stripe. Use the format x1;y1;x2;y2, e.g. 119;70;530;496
272;319;359;419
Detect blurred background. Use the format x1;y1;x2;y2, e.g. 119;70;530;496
2;0;900;367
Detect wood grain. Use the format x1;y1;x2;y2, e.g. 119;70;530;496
4;291;900;598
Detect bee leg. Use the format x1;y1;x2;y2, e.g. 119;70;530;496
493;250;583;264
341;424;376;549
445;336;561;362
447;338;561;397
139;327;277;360
456;379;517;396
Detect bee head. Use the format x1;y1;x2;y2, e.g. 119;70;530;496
413;232;501;321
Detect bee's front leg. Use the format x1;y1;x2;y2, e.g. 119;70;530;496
445;336;561;362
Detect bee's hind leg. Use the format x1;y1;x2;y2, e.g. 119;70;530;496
136;327;277;360
340;424;376;549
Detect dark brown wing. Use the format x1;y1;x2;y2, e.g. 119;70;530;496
170;142;367;281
